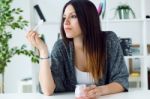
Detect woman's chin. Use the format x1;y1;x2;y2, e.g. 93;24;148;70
66;35;73;38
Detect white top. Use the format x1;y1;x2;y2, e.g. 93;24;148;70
75;67;94;85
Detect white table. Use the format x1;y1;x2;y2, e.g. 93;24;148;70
0;90;150;99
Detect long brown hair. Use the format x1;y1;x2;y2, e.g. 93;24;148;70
60;0;106;82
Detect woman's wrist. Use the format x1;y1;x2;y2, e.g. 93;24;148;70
40;56;50;60
98;85;108;96
39;49;49;58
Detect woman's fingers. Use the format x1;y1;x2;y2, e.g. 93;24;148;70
83;85;99;99
26;30;47;52
87;87;102;99
87;89;97;98
35;33;42;43
30;32;37;46
83;85;95;96
26;31;39;47
84;85;96;92
26;31;34;42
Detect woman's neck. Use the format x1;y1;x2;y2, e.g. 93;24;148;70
73;37;88;72
73;37;83;50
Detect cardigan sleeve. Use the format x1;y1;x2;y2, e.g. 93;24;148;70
106;31;129;91
50;40;67;92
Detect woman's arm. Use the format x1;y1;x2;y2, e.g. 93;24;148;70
96;82;124;96
26;31;55;95
106;31;129;91
39;49;56;96
81;82;124;99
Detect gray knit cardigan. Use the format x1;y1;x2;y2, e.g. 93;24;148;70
40;31;129;93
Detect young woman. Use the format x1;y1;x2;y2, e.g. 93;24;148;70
27;0;128;98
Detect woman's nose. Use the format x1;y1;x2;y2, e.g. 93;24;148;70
64;18;70;25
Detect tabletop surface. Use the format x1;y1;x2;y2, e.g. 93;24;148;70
0;90;150;99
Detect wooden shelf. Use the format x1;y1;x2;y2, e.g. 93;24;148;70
124;56;144;59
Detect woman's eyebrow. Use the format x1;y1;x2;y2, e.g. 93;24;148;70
63;11;76;16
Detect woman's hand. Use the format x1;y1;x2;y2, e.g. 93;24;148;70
77;85;103;99
26;30;48;57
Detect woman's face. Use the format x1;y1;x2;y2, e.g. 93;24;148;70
63;4;82;39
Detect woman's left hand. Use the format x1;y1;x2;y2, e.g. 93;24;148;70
77;85;103;99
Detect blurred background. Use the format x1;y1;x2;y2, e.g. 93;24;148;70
0;0;150;93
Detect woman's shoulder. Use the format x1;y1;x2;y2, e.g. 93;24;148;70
103;31;119;42
103;31;120;50
53;39;73;51
54;39;64;46
53;39;65;48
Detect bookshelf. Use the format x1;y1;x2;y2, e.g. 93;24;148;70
30;0;150;91
101;0;150;90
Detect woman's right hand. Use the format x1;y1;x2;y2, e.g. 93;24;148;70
26;30;48;56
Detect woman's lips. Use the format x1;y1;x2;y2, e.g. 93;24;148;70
64;28;72;31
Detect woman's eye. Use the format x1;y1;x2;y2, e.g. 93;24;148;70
71;15;77;18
